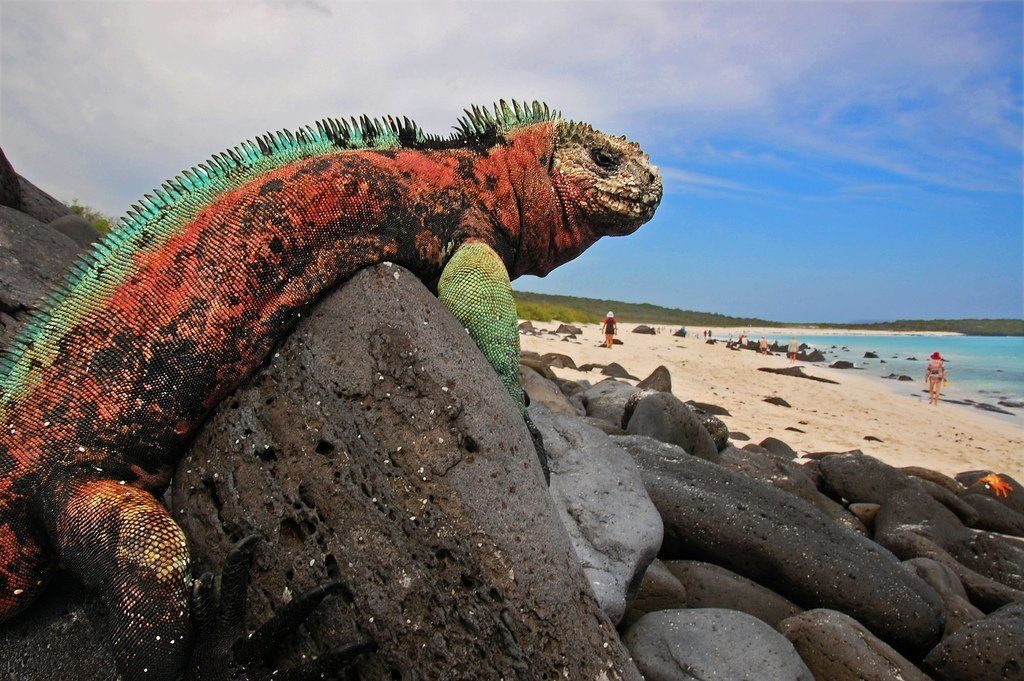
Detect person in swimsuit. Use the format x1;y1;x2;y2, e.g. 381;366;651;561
925;351;947;404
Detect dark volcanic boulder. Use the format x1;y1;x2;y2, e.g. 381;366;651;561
541;352;577;370
759;437;798;460
663;560;801;627
697;412;729;452
959;472;1024;515
601;362;640;380
873;486;1024;611
624;391;719;462
758;366;839;384
0;147;19;209
717;446;867;535
632;324;655;334
554;323;582;335
627;446;945;653
901;466;965;494
519;365;583;417
924;602;1024;681
636;365;671;392
962;493;1024;537
864;352;879;359
764;396;791;407
620;559;688;630
0;207;80;345
819;453;977;524
171;265;640;680
624;609;813;681
829;360;855;369
14;174;73;223
685;400;731;416
778;609;932;681
518;320;534;331
904;557;984;637
796;349;825;362
48;214;99;248
520;355;558;379
527;405;662;625
580;378;639;425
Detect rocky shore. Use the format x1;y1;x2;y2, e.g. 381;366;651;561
1;170;1021;680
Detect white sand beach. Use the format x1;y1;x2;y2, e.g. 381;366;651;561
521;322;1024;481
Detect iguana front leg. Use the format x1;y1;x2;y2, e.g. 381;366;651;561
437;241;549;482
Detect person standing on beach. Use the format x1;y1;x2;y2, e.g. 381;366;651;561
759;336;769;355
788;336;799;363
602;311;617;348
926;352;947;404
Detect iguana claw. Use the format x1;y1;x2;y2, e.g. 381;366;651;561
187;535;375;681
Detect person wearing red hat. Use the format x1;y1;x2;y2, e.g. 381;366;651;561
925;351;947;404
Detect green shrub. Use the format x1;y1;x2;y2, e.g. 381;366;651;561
68;200;115;234
514;299;600;324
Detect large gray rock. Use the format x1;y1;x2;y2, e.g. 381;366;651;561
958;472;1024;515
624;391;720;462
627;445;946;654
0;147;19;209
962;493;1024;537
519;364;583;417
527;405;662;625
171;265;641;680
663;560;801;627
924;602;1024;681
0;206;80;344
904;557;985;636
15;174;73;223
636;365;671;392
821;453;980;524
901;466;965;494
873;486;1024;597
718;445;867;535
580;378;639;425
48;214;100;248
819;452;924;503
620;560;687;629
778;609;932;681
623;609;813;681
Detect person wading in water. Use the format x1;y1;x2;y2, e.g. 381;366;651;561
925;351;947;405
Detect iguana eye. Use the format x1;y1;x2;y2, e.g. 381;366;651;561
589;147;620;171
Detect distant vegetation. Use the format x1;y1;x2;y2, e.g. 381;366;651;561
68;200;115;234
512;291;1024;336
514;296;601;324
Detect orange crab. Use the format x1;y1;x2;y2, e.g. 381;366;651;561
979;473;1013;498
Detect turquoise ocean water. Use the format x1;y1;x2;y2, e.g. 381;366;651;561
757;334;1024;412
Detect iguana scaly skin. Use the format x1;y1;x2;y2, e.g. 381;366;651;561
0;100;661;680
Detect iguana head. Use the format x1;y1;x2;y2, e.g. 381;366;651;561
452;101;661;277
550;121;662;236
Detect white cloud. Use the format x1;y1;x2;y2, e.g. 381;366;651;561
0;1;1019;215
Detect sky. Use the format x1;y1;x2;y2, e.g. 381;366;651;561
1;0;1021;323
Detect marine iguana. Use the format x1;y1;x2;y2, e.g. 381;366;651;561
0;100;662;680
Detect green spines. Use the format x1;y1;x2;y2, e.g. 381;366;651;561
0;100;558;404
453;99;559;144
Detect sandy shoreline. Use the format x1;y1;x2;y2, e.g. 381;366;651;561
520;321;1024;480
691;326;962;337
